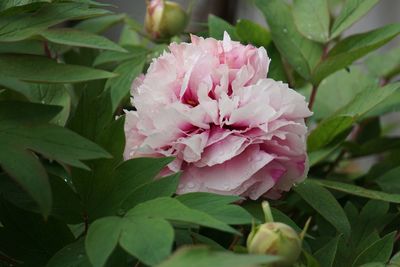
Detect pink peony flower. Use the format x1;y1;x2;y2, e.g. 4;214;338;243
124;32;312;199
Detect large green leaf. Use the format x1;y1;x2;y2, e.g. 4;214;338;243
86;216;173;267
40;28;126;52
255;0;322;79
93;45;148;66
313;24;400;84
157;246;279;267
0;54;116;83
293;0;330;43
295;181;351;237
308;115;353;152
0;101;110;216
389;252;400;267
105;55;145;111
126;197;238;234
376;166;400;194
0;101;60;126
47;239;92;267
119;217;174;266
313;67;378;120
0;147;52;218
208;14;239;40
26;84;71;125
311;179;400;204
85;217;122;267
352;232;396;266
74;13;126;34
93;157;174;218
366;46;400;79
0;80;72;125
121;172;180;211
177;193;252;225
0;3;110;42
0;0;50;12
314;235;341;267
308;82;400;151
330;0;379;39
236;19;271;47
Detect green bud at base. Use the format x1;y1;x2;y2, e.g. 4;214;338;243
247;222;302;267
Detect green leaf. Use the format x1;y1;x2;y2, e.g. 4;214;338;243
177;193;252;225
0;101;110;216
157;246;279;267
121;172;180;211
376;166;400;194
1;125;111;168
336;82;399;117
0;54;116;83
236;19;271;47
359;263;386;267
311;179;400;204
86;216;122;267
105;56;145;111
0;0;50;12
47;239;92;267
95;157;174;217
0;39;44;55
314;235;341;267
119;18;141;46
208;14;239;40
293;0;330;43
309;145;339;167
295;181;351;237
271;208;303;234
352;232;396;266
308;116;353;152
388;252;400;267
49;175;83;224
0;148;52;218
75;13;126;34
313;67;378;120
308;82;400;151
86;216;173;267
266;43;288;82
28;84;71;125
366;46;400;78
255;0;322;79
40;28;126;52
313;24;400;84
0;101;61;125
93;45;148;66
330;0;379;39
126;197;238;234
0;3;111;42
119;217;174;266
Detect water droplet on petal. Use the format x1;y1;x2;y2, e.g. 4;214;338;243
187;182;195;189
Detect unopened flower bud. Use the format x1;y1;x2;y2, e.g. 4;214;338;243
145;0;188;40
247;222;302;267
